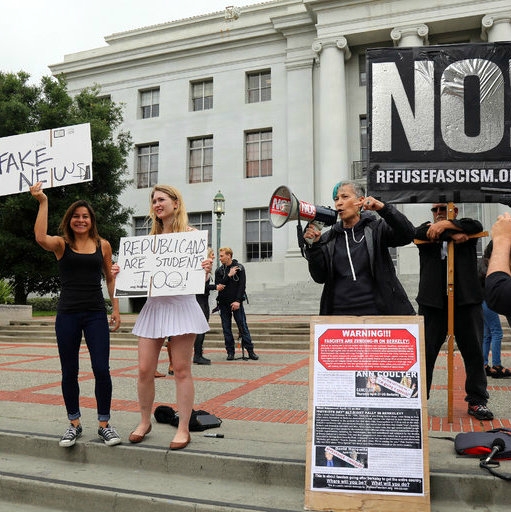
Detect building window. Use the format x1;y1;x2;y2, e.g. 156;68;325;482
140;88;160;119
359;53;366;86
134;216;151;236
246;129;272;178
360;116;368;164
247;70;271;103
245;208;272;262
191;79;213;111
189;136;213;183
136;143;159;188
189;212;213;246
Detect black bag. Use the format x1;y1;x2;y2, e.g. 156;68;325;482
154;405;222;432
454;428;511;481
454;428;511;459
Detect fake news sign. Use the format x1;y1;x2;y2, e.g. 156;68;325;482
0;123;92;197
114;230;208;298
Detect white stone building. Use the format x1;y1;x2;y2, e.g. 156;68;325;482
51;0;511;312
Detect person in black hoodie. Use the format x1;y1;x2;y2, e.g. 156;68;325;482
304;181;415;316
214;247;258;361
415;203;492;421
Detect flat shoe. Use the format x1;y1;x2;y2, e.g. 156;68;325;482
154;371;166;378
129;424;152;444
170;434;191;450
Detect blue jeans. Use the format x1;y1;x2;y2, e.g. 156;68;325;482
482;300;503;367
218;302;254;354
55;310;112;422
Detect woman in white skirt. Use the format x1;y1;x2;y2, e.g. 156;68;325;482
114;184;212;450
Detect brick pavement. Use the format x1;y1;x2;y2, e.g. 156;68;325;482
0;338;510;432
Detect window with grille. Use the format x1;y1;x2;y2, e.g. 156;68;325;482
246;129;272;178
191;79;213;111
247;70;271;103
188;212;213;246
140;88;160;119
136;143;159;189
245;208;272;262
134;216;151;236
359;53;366;86
189;136;213;183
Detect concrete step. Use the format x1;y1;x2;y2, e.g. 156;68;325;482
0;317;312;350
0;429;304;512
2;428;511;512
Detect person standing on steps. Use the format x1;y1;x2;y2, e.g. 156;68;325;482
158;247;216;373
214;247;258;361
193;247;217;365
29;181;122;448
112;184;212;450
415;203;493;421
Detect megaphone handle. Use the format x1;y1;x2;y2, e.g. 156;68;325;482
304;221;324;245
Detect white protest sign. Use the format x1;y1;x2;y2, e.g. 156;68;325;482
114;230;208;298
0;123;92;197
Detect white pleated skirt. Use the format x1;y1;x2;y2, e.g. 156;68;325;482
132;295;210;339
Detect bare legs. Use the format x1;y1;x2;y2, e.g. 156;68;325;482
167;333;195;444
133;334;195;444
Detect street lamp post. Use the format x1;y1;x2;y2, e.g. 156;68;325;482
213;190;225;268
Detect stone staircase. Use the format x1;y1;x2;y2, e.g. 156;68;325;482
0;315;311;351
0;425;305;512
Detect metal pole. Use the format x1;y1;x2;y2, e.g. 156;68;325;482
216;214;222;268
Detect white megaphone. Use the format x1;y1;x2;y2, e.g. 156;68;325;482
268;185;337;244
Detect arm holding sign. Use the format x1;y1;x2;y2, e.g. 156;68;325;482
30;182;65;257
101;240;120;332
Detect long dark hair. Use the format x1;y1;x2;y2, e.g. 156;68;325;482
58;200;100;247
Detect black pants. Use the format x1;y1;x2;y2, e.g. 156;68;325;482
419;302;488;405
194;294;210;356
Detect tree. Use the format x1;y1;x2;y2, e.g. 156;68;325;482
0;72;133;304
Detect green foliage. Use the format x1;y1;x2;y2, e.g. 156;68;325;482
0;73;133;304
0;280;13;304
27;296;59;312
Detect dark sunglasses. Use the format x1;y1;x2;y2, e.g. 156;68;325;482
431;206;447;213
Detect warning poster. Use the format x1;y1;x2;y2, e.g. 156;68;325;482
305;316;429;512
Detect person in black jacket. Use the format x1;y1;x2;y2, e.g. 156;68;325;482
415;203;493;420
486;212;511;316
214;247;258;361
304;181;415;316
193;247;217;365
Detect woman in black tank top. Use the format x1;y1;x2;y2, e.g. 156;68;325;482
30;181;122;448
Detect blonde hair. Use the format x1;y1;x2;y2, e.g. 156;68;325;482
149;184;189;234
219;247;233;257
207;247;215;258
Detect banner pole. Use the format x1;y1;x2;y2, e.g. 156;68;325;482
446;202;455;423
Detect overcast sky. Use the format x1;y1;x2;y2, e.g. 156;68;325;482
1;1;257;83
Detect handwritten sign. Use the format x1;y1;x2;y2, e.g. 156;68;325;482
0;123;92;197
114;230;208;298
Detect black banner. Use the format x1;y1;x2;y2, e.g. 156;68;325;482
367;43;511;203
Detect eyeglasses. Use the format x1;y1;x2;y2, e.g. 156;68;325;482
431;206;447;213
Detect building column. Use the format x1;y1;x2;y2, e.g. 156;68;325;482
481;12;511;42
312;37;351;207
388;23;429;283
390;24;429;47
481;12;511;221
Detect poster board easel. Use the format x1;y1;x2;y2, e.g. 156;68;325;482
305;316;430;512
